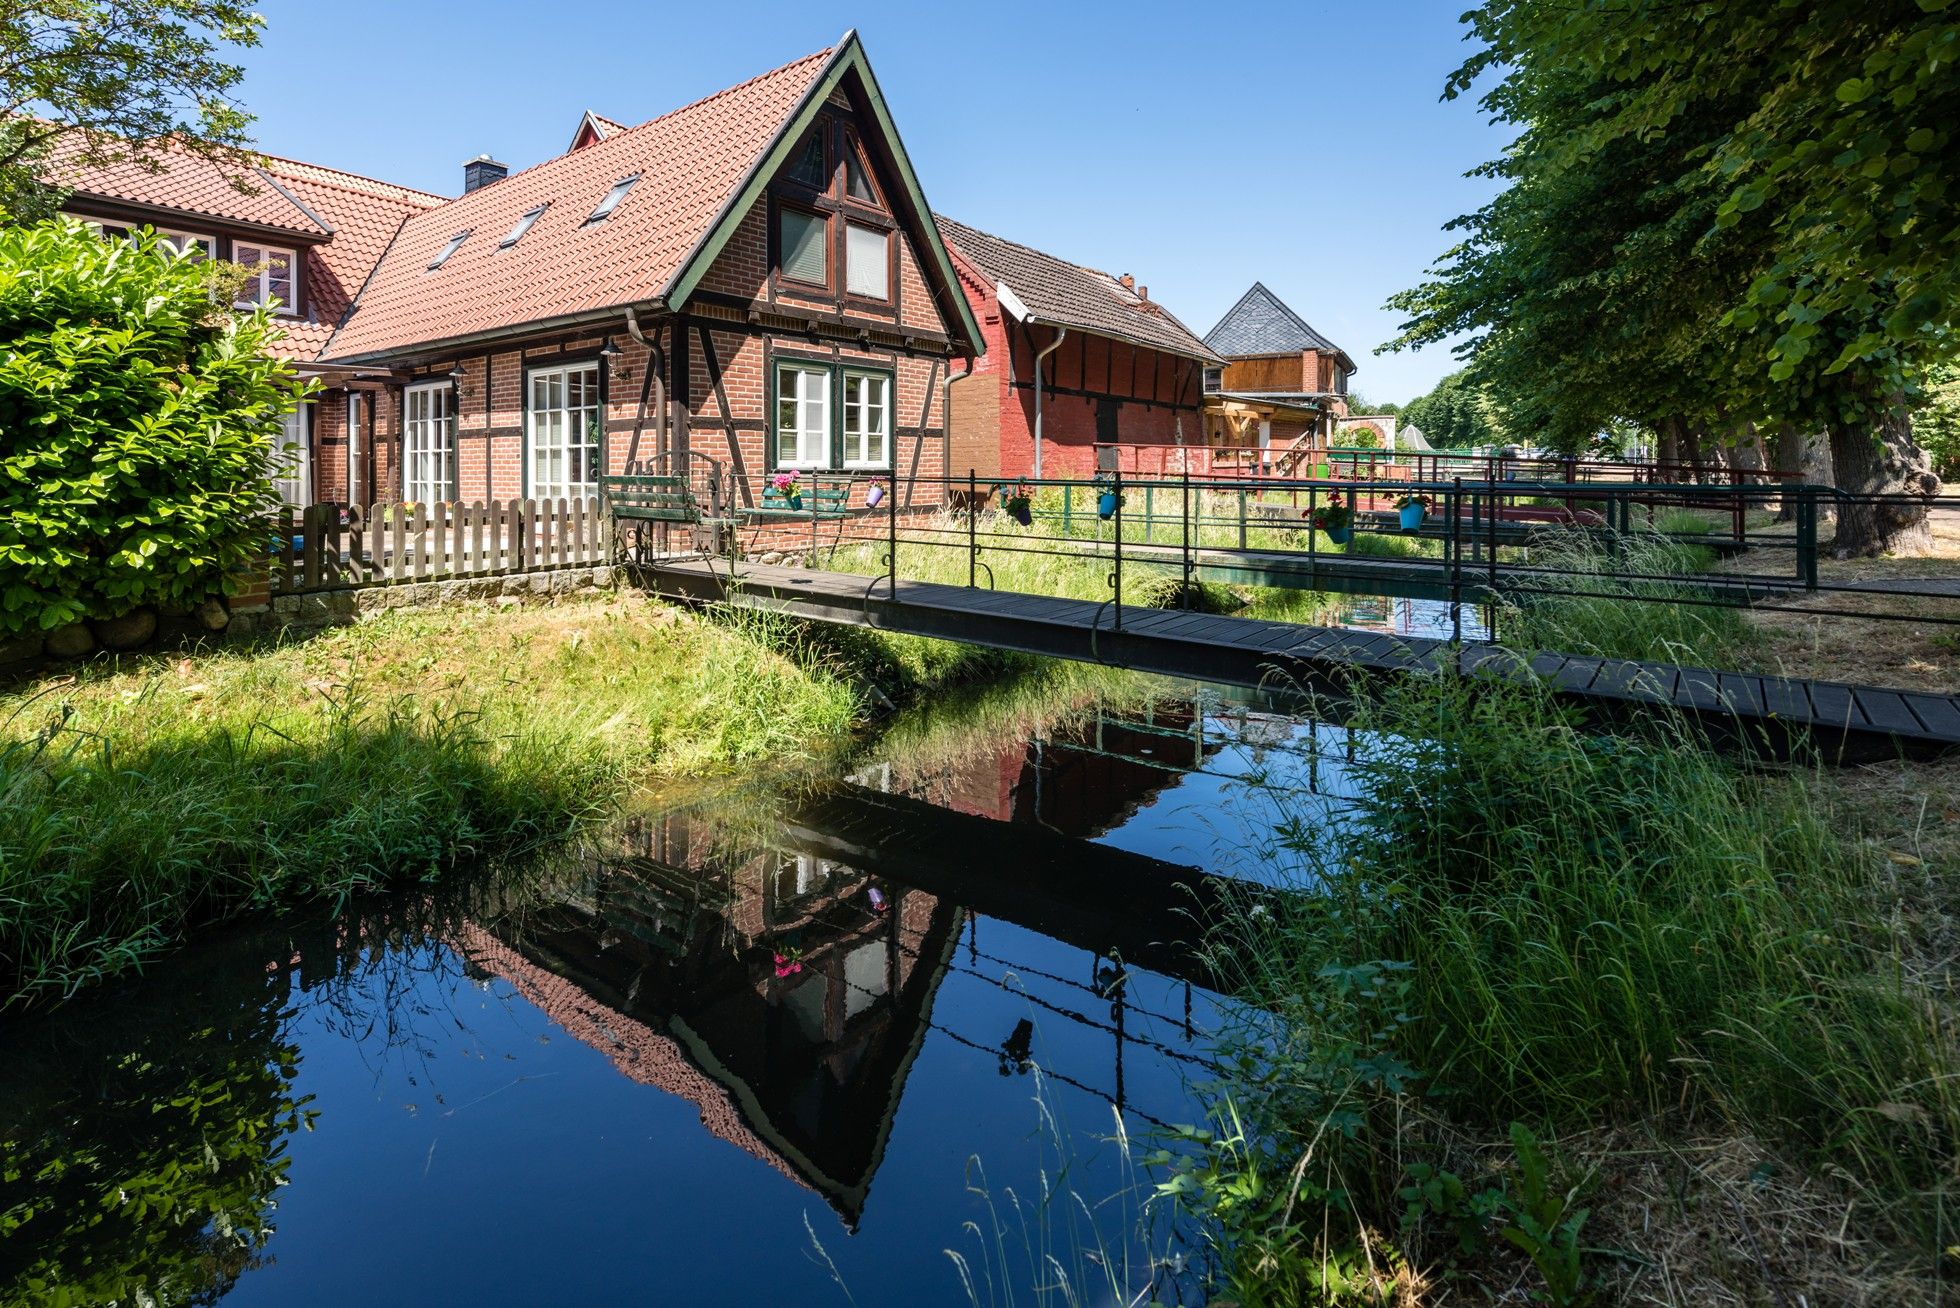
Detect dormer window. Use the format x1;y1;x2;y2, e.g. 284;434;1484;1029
1203;367;1222;394
586;174;639;224
500;203;548;248
234;242;297;315
428;230;470;270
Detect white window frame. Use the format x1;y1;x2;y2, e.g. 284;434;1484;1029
526;361;603;499
234;241;297;315
773;362;832;469
403;381;455;504
840;369;891;469
844;222;889;300
155;228;212;259
269;404;310;506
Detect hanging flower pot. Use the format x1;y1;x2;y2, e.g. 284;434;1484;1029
1394;493;1432;532
865;481;887;508
1097;490;1121;520
1327;525;1354;545
1001;481;1034;527
1008;500;1032;527
1310;495;1355;546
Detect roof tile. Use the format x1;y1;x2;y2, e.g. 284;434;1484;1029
1203;281;1350;364
48;134;329;237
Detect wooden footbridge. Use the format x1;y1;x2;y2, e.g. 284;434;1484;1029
643;557;1960;761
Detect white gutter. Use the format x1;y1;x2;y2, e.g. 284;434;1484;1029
1031;324;1066;481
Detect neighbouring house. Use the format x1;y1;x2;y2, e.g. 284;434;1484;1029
48;31;983;516
1200;281;1356;474
936;216;1223;480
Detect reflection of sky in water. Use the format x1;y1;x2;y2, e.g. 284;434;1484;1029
3;683;1391;1307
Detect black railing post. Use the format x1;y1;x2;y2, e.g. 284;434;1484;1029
1450;476;1464;645
1797;487;1819;590
1487;478;1499;591
1112;469;1124;630
1181;464;1193;608
967;468;977;588
887;468;898;600
1308;484;1318;565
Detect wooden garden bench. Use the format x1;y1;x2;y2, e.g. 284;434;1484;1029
739;474;853;522
601;473;702;564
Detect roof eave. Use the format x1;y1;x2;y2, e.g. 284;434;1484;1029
320;299;670;367
63;189;330;243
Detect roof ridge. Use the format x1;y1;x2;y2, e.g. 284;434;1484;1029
260;154;448;207
936;212;1127;288
403;44;834;208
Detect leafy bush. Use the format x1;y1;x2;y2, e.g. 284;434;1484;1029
0;219;307;637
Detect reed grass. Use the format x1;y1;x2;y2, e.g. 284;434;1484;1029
1196;672;1957;1297
0;595;859;1005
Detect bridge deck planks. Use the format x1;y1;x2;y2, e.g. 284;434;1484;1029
642;560;1959;758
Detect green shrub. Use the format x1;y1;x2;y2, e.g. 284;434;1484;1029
0;219;308;637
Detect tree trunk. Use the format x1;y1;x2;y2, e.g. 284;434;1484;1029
1655;418;1681;470
1765;425;1801;522
1828;410;1938;556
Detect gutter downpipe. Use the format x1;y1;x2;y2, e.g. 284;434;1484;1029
1032;325;1066;482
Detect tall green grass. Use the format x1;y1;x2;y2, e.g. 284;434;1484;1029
0;597;859;1005
1499;526;1759;666
1195;673;1956;1296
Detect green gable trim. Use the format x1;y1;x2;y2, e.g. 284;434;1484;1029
664;32;986;358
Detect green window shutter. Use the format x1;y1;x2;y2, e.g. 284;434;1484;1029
780;209;828;285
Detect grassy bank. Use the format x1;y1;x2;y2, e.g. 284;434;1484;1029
0;594;860;1005
1174;674;1955;1303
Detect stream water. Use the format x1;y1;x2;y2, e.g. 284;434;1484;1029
0;599;1445;1307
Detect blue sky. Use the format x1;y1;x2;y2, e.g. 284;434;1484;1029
242;1;1508;404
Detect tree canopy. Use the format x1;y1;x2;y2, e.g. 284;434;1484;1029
0;1;263;222
1388;0;1956;551
1400;370;1504;450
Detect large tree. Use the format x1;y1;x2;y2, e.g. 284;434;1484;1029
1391;0;1956;553
1399;369;1504;450
0;1;263;222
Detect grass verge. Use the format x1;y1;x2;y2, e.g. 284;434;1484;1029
1172;673;1956;1303
0;594;859;1006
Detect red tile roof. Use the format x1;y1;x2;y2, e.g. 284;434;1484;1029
47;133;330;238
257;156;444;359
322;46;835;360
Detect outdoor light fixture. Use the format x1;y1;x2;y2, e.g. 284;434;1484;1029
598;337;622;367
447;363;467;381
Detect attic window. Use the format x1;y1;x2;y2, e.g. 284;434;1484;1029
787;132;826;189
428;230;470;270
844;136;876;204
586;174;640;224
500;203;548;249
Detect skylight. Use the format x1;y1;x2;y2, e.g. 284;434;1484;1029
500;202;548;249
428;230;470;270
585;174;640;224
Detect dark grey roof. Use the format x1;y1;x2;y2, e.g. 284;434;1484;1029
1203;282;1354;369
936;214;1224;365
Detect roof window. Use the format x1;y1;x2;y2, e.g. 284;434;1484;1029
586;174;640;224
428;230;470;270
500;202;548;249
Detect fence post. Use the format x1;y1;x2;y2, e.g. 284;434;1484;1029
1181;465;1193;608
1062;483;1073;536
1796;489;1819;589
968;468;978;588
887;468;898;600
1450;476;1464;645
1238;487;1248;551
1111;468;1124;630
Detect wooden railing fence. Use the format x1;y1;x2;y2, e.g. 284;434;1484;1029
268;498;612;595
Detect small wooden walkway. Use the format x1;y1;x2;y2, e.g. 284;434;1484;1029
643;559;1960;760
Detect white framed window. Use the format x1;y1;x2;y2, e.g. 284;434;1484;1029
841;370;890;467
774;362;831;468
1203;367;1222;394
269;405;310;506
527;362;602;498
845;223;888;299
156;229;211;259
403;382;455;504
234;242;297;314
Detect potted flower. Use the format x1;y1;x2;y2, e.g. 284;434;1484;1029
1096;483;1124;521
1311;495;1355;545
864;478;887;509
772;944;805;978
771;470;803;510
1394;492;1433;531
1001;481;1034;527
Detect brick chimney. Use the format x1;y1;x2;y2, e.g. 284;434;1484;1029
1138;285;1148;300
1119;273;1134;291
463;154;508;194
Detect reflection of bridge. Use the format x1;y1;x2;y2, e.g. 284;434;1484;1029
450;788;1240;1226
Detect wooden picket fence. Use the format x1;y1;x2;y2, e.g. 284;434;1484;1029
268;499;613;595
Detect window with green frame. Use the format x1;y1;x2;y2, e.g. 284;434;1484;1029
772;359;894;471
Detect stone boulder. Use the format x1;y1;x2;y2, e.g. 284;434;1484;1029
196;598;231;631
94;607;158;650
44;622;95;658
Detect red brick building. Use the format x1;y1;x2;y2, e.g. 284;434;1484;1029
935;216;1223;481
50;32;983;514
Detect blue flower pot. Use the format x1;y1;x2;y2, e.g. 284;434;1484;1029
1327;525;1354;545
1399;504;1426;530
1097;491;1120;520
1007;500;1032;527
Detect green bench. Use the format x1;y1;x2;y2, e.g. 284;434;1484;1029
739;474;853;522
602;473;704;564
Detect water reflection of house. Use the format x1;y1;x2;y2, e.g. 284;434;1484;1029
451;813;962;1228
893;703;1216;837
